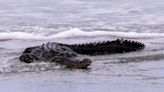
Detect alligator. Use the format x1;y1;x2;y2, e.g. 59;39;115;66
19;39;145;69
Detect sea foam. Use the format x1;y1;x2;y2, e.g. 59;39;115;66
0;28;164;40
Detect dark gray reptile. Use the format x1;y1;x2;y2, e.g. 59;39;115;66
19;39;145;69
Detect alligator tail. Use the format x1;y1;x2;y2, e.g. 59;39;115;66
66;39;145;55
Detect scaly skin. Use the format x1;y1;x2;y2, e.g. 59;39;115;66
60;39;145;55
20;42;91;69
20;39;145;68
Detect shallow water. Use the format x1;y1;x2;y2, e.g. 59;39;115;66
0;0;164;92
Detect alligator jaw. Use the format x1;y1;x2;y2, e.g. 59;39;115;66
51;57;92;69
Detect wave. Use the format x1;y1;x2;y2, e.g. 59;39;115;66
0;28;164;40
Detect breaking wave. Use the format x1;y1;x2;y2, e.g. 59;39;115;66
0;27;164;40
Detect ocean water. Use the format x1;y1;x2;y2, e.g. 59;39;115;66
0;0;164;92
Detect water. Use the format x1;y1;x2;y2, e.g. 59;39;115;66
0;0;164;92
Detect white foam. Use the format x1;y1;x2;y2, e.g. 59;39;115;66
53;28;164;38
0;28;164;40
0;32;45;40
